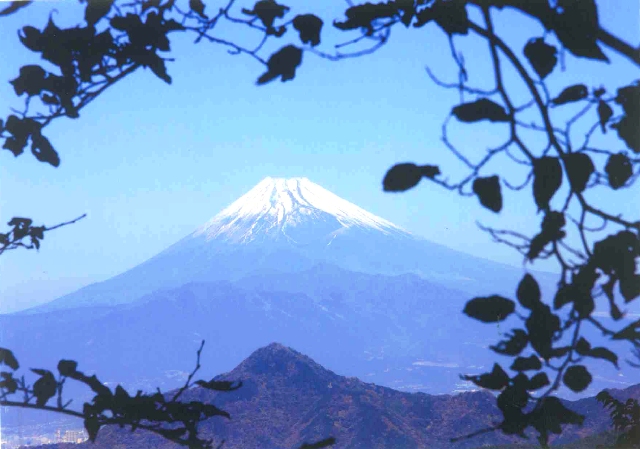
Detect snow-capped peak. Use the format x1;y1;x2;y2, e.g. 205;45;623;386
193;177;409;243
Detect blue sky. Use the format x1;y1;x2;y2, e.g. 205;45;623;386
0;1;638;313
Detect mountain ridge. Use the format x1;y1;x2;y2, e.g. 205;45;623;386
194;177;409;243
23;342;640;449
17;177;556;314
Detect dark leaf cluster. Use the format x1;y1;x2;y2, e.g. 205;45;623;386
0;214;85;256
461;273;606;445
1;343;336;449
382;162;441;192
611;81;640;153
242;0;290;36
596;391;640;448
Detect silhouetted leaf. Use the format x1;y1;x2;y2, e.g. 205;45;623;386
563;365;592;392
293;14;323;47
298;437;337;449
530;396;585;446
613;319;640;341
592;231;640;300
0;372;18;394
553;0;608;62
32;369;57;406
19;25;44;52
85;0;114;25
383;163;440;192
605;153;633;189
189;0;207;18
58;360;78;377
575;337;591;355
497;383;529;414
517;273;541;309
566;265;598;319
523;38;557;79
0;348;19;370
396;0;414;27
41;93;59;105
383;163;421;192
597;100;613;133
334;2;397;35
420;165;441;179
587;347;619;368
3;115;42;158
553;285;573;310
196;402;231;419
31;133;60;167
532;157;562;211
84;415;101;442
461;363;510;390
615;80;640;116
195;379;243;391
563;152;594;193
0;1;33;16
611;116;640;153
452;98;509;123
528;372;550;390
620;274;640;303
510;354;542;372
551;84;588;106
114;384;131;403
490;329;528;356
463;295;515;323
242;0;289;34
472;176;502;212
157;427;187;440
141;0;161;13
10;65;48;97
500;412;528;438
257;45;303;85
80;374;112;396
526;304;560;359
527;234;548;261
432;0;468;35
550;346;571;358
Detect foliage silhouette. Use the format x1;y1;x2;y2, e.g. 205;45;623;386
596;390;640;448
0;214;86;256
1;341;243;448
2;0;639;448
0;341;333;449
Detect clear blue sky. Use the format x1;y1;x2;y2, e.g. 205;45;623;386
1;1;638;313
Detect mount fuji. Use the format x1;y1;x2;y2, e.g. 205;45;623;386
2;177;635;432
25;177;552;313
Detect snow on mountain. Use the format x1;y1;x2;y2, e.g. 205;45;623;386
193;177;408;244
20;177;553;313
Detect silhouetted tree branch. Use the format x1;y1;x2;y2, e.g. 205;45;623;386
0;341;243;448
3;0;639;448
0;214;87;256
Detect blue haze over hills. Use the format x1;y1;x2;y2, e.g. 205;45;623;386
1;178;637;432
22;177;554;313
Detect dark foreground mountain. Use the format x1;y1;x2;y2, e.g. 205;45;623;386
24;343;640;449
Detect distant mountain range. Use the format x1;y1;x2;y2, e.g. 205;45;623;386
20;177;556;313
2;177;637;433
25;343;640;449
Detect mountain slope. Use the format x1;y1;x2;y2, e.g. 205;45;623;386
2;264;635;433
26;344;640;449
0;265;495;402
22;177;555;313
